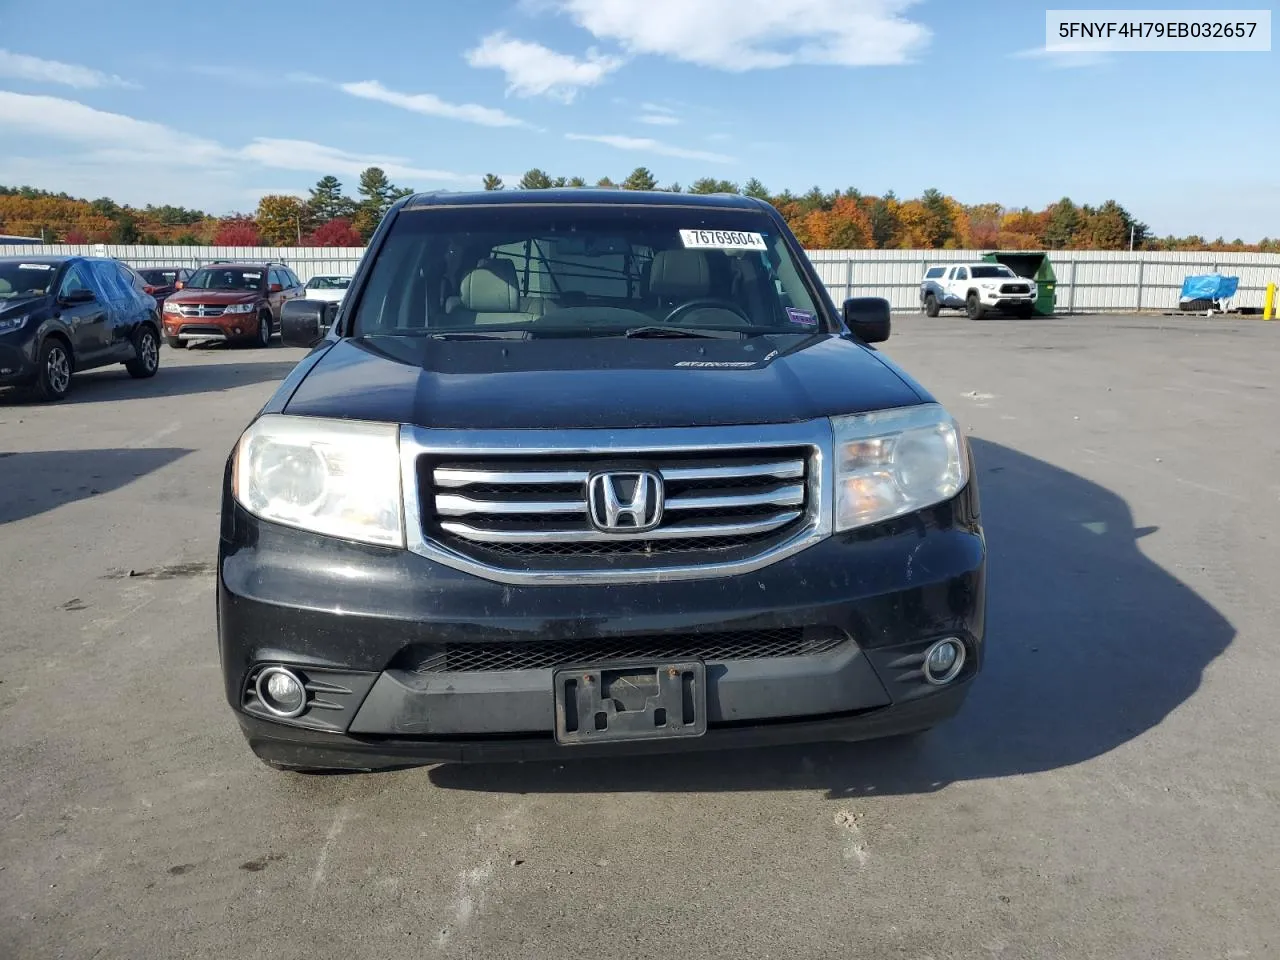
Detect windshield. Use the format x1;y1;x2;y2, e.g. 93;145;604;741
185;267;264;291
351;205;826;337
0;261;58;300
971;265;1018;279
307;276;351;289
138;269;179;284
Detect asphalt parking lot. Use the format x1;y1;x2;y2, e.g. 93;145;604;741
2;315;1278;959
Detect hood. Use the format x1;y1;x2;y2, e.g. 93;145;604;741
0;293;51;318
283;333;926;430
304;289;347;303
167;289;262;305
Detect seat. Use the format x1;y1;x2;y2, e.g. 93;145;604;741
647;249;744;324
446;259;535;326
648;249;715;305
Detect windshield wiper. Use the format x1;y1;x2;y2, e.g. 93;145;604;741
422;330;525;340
624;326;738;340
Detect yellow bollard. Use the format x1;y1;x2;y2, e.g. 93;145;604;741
1265;282;1277;320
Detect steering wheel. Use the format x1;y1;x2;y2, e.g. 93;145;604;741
662;298;752;326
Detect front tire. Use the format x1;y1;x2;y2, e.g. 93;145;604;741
965;293;985;320
924;293;940;317
165;334;183;349
34;338;73;401
126;326;160;378
254;312;272;349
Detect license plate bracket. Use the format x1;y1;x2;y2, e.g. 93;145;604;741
553;661;707;745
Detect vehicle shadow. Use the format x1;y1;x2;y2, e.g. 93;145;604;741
428;437;1234;795
0;448;191;524
0;354;302;406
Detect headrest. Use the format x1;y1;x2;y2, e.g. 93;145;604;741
648;249;715;299
460;259;520;312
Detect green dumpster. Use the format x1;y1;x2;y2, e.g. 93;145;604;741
982;251;1057;316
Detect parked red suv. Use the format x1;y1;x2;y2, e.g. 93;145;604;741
161;261;304;348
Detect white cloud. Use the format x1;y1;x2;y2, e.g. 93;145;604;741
239;139;475;184
0;48;134;89
1011;46;1110;68
0;92;225;165
566;133;734;163
555;0;929;70
465;32;624;103
638;113;679;126
0;92;479;210
339;79;528;127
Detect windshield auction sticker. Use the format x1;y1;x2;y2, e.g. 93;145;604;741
679;229;768;251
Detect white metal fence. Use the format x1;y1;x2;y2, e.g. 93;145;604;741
4;243;1278;314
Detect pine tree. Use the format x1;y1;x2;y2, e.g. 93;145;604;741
306;175;353;224
519;169;553;189
482;174;504;191
621;167;658;191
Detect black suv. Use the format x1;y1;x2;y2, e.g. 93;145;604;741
219;190;986;771
0;255;161;401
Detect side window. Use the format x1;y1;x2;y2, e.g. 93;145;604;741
86;260;127;301
119;264;145;294
286;269;301;288
955;267;969;281
59;264;93;298
925;267;944;279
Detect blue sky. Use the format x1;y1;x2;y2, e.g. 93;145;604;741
0;0;1275;239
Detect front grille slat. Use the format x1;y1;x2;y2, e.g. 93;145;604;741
439;511;801;543
435;494;586;516
404;628;847;673
434;467;587;487
665;483;804;511
660;460;804;482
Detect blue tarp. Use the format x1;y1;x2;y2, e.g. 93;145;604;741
1180;274;1239;301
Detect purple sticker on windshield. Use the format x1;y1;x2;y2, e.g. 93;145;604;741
786;307;817;327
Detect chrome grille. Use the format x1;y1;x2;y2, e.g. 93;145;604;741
178;303;226;317
403;628;847;673
399;420;833;584
426;450;809;558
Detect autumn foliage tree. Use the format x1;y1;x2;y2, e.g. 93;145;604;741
304;218;362;247
0;174;1254;252
212;217;261;246
255;194;306;245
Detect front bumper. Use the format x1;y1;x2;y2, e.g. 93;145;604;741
163;309;262;343
0;329;40;386
980;292;1035;310
218;476;985;766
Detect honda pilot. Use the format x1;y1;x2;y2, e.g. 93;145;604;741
218;189;986;771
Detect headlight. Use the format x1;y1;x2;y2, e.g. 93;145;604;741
0;314;28;332
224;302;255;314
162;300;181;313
831;403;968;531
233;415;404;547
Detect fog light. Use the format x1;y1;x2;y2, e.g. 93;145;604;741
922;638;966;685
256;666;307;717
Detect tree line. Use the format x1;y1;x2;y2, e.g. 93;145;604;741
1;169;1276;253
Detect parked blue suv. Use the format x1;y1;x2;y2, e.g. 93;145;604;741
0;255;162;401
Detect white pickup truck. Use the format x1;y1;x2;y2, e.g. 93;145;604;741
920;262;1037;319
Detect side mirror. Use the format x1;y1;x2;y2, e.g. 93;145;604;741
59;288;96;305
842;297;891;343
281;298;328;348
174;280;185;290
